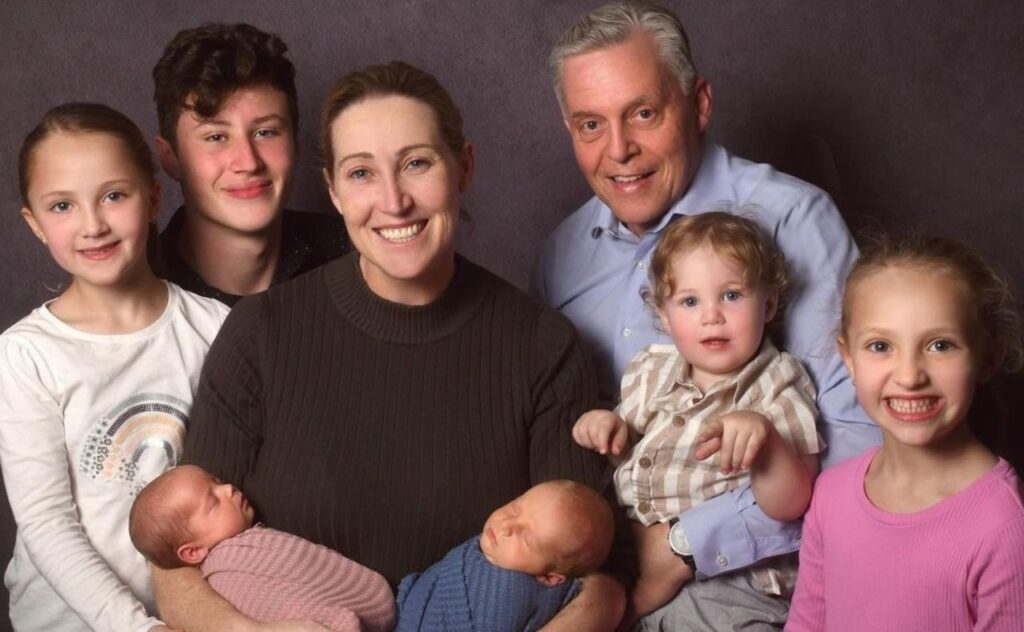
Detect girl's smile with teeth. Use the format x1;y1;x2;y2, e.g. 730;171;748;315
885;396;942;419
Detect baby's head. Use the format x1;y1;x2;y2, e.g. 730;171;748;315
647;212;788;388
129;465;255;569
479;480;614;587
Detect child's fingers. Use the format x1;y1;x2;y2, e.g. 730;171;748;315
694;436;721;460
572;418;601;451
697;418;723;443
610;422;629;456
740;433;765;470
731;433;750;472
719;428;737;473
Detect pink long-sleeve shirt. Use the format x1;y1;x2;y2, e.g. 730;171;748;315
788;448;1024;631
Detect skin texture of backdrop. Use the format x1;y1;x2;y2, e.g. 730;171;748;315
0;1;1022;626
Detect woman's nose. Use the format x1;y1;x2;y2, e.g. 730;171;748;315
380;174;413;216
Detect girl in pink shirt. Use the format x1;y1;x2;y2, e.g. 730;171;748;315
787;234;1024;631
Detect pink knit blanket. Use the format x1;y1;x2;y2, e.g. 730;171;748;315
201;525;395;631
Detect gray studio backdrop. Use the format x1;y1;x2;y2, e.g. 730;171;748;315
0;0;1022;625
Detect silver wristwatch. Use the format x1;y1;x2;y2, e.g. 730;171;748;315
667;517;697;574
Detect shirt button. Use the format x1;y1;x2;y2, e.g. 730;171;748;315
638;456;652;468
638;501;651;514
637;261;647;270
672;416;685;427
622;327;632;338
717;554;729;568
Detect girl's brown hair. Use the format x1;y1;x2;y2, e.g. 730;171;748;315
19;103;156;206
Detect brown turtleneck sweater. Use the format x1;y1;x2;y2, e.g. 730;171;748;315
184;252;606;587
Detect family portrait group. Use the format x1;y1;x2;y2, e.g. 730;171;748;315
0;1;1022;631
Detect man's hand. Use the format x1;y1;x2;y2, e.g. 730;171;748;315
572;410;630;464
695;411;773;474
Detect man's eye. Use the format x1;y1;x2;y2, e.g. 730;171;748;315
637;108;654;120
579;120;602;134
205;133;226;143
254;128;278;138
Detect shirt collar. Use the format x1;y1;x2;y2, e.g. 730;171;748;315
659;337;781;402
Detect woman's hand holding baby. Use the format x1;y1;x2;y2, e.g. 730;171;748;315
572;410;631;466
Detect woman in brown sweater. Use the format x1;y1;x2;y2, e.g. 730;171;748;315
151;62;626;631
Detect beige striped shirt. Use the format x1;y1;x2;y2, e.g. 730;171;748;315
613;340;823;594
614;339;822;522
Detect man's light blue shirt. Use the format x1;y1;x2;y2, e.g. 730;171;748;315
533;142;881;578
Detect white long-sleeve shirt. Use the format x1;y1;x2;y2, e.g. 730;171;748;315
0;283;227;632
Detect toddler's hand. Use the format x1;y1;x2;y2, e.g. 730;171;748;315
572;410;629;458
695;411;772;474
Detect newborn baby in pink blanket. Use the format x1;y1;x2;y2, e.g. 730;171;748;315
130;465;394;631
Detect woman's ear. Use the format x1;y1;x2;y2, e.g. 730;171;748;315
323;168;343;216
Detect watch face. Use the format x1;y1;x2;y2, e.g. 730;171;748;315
668;521;691;556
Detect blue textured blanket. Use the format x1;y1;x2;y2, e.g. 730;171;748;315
396;535;579;632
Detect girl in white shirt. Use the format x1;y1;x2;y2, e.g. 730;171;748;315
0;103;228;631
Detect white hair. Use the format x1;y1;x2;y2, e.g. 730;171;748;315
550;1;698;112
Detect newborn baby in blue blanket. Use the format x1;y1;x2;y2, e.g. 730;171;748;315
396;480;615;632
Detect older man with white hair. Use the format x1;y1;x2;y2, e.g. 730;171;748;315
535;2;881;628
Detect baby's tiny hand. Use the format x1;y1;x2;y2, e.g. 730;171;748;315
695;411;772;474
572;410;629;458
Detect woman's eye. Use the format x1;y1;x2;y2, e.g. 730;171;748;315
867;341;890;353
406;158;430;171
349;168;370;181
